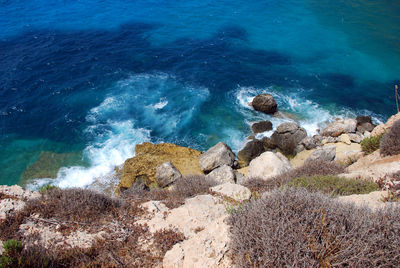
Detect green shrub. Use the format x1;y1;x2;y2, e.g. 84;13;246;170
380;119;400;156
228;188;400;267
0;240;24;267
285;175;378;196
38;184;58;194
360;134;384;154
243;160;345;195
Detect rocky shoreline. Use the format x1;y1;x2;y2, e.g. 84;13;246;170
1;94;400;267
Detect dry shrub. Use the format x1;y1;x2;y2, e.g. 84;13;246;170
122;174;217;209
153;229;185;254
228;188;400;267
376;170;400;202
243;160;345;194
380;119;400;156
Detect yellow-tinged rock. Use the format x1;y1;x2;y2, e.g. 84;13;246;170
116;143;203;193
290;148;316;168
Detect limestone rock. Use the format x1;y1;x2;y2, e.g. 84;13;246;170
0;185;40;220
371;112;400;136
247;152;292;180
156;162;182;188
118;143;203;192
305;145;336;163
271;122;307;155
237;139;266;167
251;120;273;133
199;142;235;173
347;133;363;143
205;165;236;184
321;118;357;137
301;136;317;150
251;94;277;114
339;134;351;145
338;191;398;210
210;183;251;201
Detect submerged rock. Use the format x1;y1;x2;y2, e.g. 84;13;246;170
117;143;203;193
251;94;277;114
199;142;235;173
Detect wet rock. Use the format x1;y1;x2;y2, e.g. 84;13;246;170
155;162;182;188
251;94;277;114
199;142;235;173
205;165;236;184
247;152;292;180
251;120;273;133
271;122;307;156
237;139;266;167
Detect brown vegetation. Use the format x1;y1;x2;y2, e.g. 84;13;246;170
380;119;400;156
228;188;400;267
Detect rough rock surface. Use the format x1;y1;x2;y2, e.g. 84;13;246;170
251;94;277;114
321;118;357;137
371;112;400;136
271;122;307;155
237;139;266;167
156;162;182;188
347;133;363;143
118;143;203;192
338;191;398;210
305;145;336;163
356;115;376;133
251;120;273;133
205;165;236;184
199;142;235;173
139;194;234;267
210;183;251;201
301;136;317;150
344;151;400;181
339;134;351;145
247;152;292;180
0;185;40;220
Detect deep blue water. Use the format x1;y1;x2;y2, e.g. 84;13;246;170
0;0;399;188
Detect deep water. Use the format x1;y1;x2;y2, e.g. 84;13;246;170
0;0;399;188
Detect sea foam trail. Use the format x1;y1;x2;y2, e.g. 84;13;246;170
28;73;210;190
234;86;383;140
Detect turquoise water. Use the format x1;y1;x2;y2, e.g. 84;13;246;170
0;0;399;188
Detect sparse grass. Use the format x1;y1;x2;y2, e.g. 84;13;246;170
285;175;379;196
228;188;400;267
380;119;400;156
361;134;384;154
243;160;345;195
38;184;58;194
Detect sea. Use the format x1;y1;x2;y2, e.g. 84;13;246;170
0;0;399;189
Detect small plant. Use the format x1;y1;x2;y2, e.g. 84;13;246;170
38;184;58;194
376;171;400;202
360;134;384;154
0;240;24;267
285;175;378;196
380;119;400;156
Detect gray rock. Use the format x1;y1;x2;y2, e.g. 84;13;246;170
296;144;305;154
205;165;236;184
271;122;307;156
237;139;266;167
156;162;182;187
301;137;317;150
247;152;292;181
251;120;273;133
199;142;235;172
234;171;246;185
321;119;357;137
251;94;277;114
357;122;376;133
356;115;372;125
305;145;336;163
209;183;251;201
347;133;363;143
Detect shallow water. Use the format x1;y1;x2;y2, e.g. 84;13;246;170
0;0;398;188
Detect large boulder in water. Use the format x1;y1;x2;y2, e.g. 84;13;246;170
238;139;266;167
251;94;277;114
356;116;376;133
117;143;203;193
271;122;307;156
199;142;235;173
